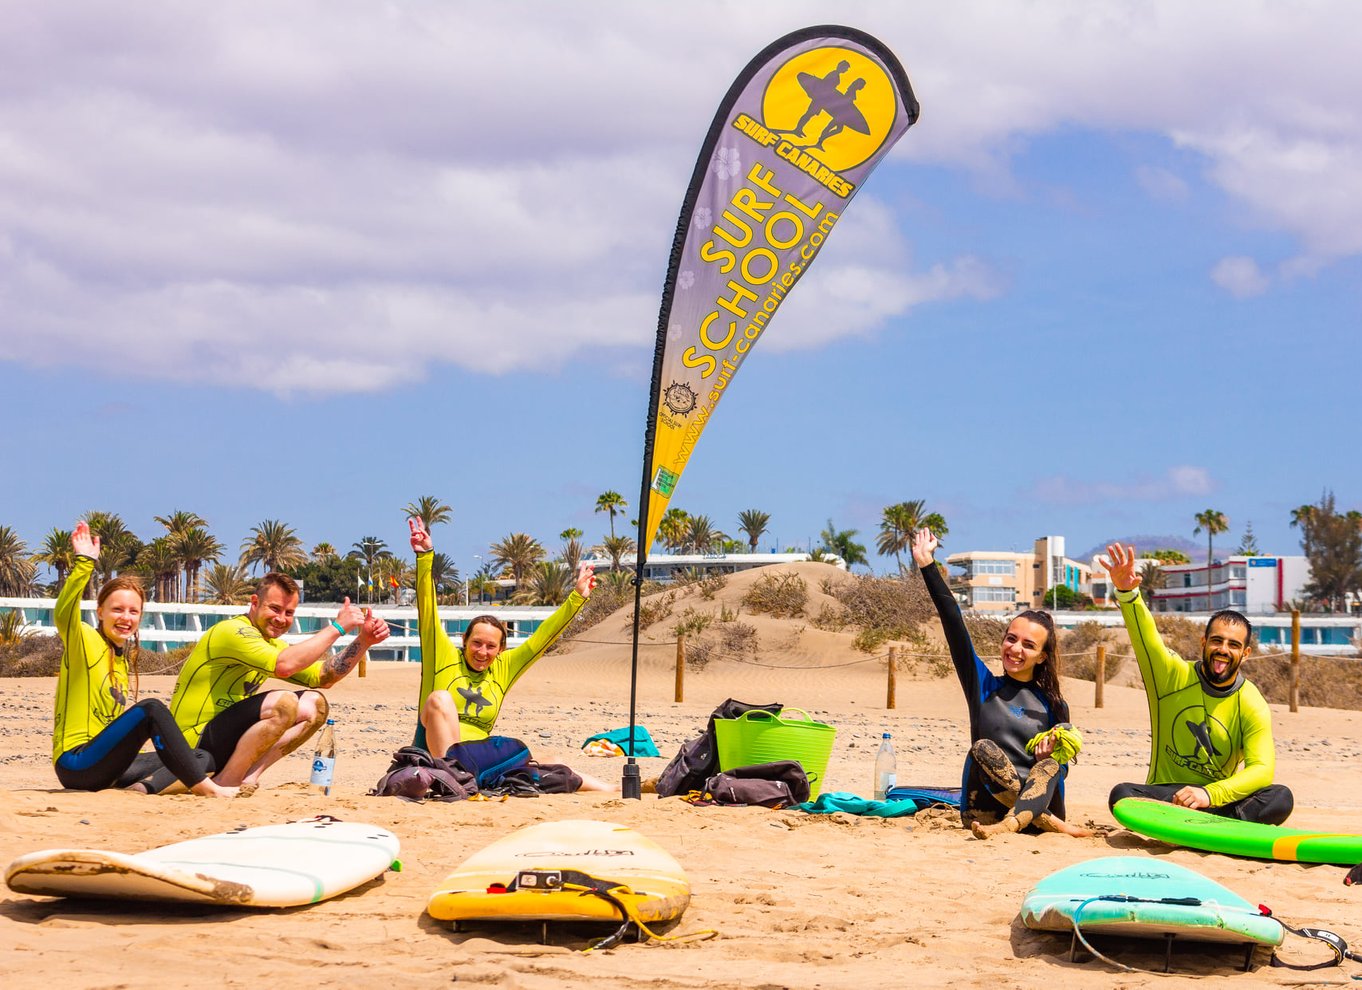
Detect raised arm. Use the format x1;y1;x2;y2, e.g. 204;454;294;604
913;529;982;692
317;608;391;687
274;597;364;678
55;523;99;653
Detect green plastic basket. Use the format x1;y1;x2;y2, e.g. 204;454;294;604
714;707;836;799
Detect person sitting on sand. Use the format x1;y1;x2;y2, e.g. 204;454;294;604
51;521;236;798
168;571;389;790
912;528;1090;838
407;517;612;791
1100;543;1293;825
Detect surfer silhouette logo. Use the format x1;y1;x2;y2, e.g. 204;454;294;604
1167;706;1232;776
760;46;899;173
458;685;491;717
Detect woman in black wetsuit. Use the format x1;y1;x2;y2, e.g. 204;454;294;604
912;528;1088;838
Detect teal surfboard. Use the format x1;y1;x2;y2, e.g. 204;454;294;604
1021;855;1283;948
1113;798;1362;865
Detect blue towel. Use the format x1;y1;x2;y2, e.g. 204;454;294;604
798;788;960;818
581;725;660;758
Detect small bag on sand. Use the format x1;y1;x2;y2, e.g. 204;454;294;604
370;746;476;802
700;760;810;808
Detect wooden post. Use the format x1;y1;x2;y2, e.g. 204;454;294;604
886;646;897;710
674;635;685;703
359;655;367;678
1094;644;1105;709
1290;609;1300;713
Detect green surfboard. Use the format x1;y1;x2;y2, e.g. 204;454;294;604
1022;855;1283;948
1113;798;1362;865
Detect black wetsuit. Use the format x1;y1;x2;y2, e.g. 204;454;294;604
921;563;1067;823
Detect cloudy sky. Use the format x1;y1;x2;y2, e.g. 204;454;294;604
2;0;1359;577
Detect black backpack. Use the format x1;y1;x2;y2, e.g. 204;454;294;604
702;760;811;808
656;698;782;798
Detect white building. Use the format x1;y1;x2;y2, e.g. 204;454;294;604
1150;555;1311;615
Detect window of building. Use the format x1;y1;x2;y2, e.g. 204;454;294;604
971;587;1018;603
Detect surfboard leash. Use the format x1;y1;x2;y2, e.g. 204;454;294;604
1069;895;1211;977
1260;905;1362;971
503;869;717;952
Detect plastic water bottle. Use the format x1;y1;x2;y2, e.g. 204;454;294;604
310;719;336;795
873;732;897;800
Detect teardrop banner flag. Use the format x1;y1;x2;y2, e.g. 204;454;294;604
638;25;919;556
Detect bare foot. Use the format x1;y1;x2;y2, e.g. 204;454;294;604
1036;812;1094;838
190;778;240;799
970;816;1021;839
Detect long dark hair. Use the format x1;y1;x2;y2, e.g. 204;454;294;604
1011;609;1067;721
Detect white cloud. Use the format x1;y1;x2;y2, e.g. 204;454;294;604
1029;466;1215;506
5;2;1362;391
1210;256;1270;298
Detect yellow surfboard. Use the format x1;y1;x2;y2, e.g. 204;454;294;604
427;820;690;928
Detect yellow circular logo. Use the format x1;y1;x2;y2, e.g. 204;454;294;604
760;46;898;173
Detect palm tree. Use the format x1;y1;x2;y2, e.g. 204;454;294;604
685;514;724;553
378;556;414;604
402;495;453;531
240;519;307;575
560;528;585;574
819;519;868;571
1193;509;1229;610
737;509;770;552
429;553;459;598
876;500;926;573
490;533;545;593
658;507;690;551
34;528;74;588
348;536;392;603
137;537;181;602
311;542;338;562
598;534;636;571
1137;561;1166;607
469;563;498;605
595;491;628;540
1290;503;1320;557
520;561;573;606
84;511;141;590
203;562;253;605
177;527;222;603
153;510;209;601
0;526;37;597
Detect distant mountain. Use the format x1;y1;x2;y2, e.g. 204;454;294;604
1075;535;1204;562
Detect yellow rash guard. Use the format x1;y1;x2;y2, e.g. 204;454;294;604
51;555;129;763
169;614;324;746
414;550;585;744
1116;588;1276;806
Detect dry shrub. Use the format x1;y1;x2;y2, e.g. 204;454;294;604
810;603;848;632
743;572;808;618
685;636;716;671
697;572;728;600
1244;654;1362;710
672;607;713;639
1060;621;1127;683
0;632;63;676
831;573;933;653
139;643;194;677
720;621;758;656
1152;614;1204;662
963;615;1008;653
632;590;676;630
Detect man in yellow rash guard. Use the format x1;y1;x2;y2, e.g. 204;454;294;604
1102;543;1293;825
169;570;389;788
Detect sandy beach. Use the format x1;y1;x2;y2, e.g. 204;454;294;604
5;570;1362;989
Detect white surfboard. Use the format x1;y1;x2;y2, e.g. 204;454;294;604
427;819;690;926
5;817;401;908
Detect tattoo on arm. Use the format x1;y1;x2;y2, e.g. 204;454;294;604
324;641;363;682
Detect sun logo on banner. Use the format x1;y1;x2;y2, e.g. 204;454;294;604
761;46;899;173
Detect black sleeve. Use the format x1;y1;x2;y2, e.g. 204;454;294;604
919;562;980;697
